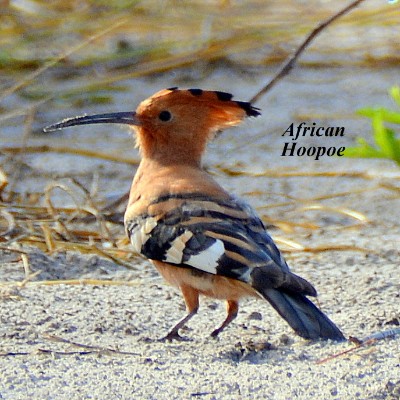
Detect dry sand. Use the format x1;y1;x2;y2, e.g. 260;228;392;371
1;222;399;399
1;68;400;399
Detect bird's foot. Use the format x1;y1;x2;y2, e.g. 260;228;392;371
210;328;223;338
159;330;190;342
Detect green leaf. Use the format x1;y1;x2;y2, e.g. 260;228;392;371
343;137;385;159
390;86;400;108
358;107;400;124
379;109;400;124
380;128;400;164
372;113;400;163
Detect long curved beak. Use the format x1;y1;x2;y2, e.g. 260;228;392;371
43;111;140;132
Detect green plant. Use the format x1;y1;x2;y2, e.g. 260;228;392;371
344;86;400;166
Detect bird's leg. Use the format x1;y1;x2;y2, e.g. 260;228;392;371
161;285;199;342
162;309;198;342
211;300;239;337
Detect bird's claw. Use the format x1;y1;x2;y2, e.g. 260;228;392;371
159;331;190;342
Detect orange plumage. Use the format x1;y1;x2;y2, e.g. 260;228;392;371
133;88;258;163
44;87;344;342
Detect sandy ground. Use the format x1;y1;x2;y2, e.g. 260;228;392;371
1;66;400;399
0;218;399;399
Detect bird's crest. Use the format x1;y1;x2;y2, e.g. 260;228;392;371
132;87;261;161
138;87;260;130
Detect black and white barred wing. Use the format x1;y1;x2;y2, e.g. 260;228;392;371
126;194;315;295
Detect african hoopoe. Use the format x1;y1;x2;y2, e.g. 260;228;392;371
45;87;345;341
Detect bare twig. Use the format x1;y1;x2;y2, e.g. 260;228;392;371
215;166;379;180
249;0;367;104
1;332;140;357
0;246;28;255
70;178;115;245
0;146;139;165
42;333;140;356
0;278;141;287
44;182;81;241
0;210;16;236
316;328;400;364
0;167;8;194
101;192;130;213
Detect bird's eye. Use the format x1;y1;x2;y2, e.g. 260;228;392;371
158;110;172;122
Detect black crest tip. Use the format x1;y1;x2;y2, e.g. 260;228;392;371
235;101;261;117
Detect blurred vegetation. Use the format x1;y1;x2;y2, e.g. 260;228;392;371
344;87;400;166
1;0;399;106
1;1;399;273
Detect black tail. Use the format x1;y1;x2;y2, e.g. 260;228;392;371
262;289;345;341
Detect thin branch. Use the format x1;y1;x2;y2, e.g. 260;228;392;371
0;146;139;165
316;328;400;364
43;333;140;355
249;0;367;104
0;334;140;357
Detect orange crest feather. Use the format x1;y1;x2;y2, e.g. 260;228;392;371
138;87;260;131
133;87;260;162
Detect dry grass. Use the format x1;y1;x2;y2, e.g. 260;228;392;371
1;149;395;287
1;1;399;104
1;0;399;286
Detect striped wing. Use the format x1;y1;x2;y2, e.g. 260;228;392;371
126;193;314;294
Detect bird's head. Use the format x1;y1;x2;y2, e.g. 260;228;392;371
44;87;260;165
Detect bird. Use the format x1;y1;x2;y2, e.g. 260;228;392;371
44;87;345;342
